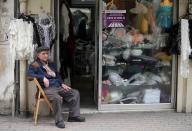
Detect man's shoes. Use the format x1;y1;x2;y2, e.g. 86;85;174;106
56;121;65;128
68;116;85;122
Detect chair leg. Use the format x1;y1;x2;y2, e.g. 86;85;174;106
34;99;40;125
33;99;37;120
48;109;52;117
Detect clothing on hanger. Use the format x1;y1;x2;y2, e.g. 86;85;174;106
180;19;192;78
61;3;70;41
72;10;88;39
156;1;173;29
37;13;56;48
167;22;181;54
19;14;41;47
9;18;35;67
59;0;76;80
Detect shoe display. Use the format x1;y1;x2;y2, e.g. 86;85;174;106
109;72;124;86
109;90;123;103
103;54;116;66
123;49;131;60
120;97;138;104
68;116;85;122
131;49;143;56
55;121;65;128
124;73;146;86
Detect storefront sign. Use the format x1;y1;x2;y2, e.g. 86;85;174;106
103;10;126;28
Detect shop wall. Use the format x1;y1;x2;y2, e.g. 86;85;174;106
27;0;51;15
177;0;192;113
0;0;15;114
179;0;188;16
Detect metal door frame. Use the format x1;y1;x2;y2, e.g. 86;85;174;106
98;0;178;111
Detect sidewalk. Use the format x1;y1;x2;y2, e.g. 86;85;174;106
0;111;192;131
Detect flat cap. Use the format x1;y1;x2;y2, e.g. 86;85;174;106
36;46;50;53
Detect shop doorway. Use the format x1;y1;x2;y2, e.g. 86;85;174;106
57;0;97;111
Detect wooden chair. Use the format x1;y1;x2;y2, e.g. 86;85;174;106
33;78;53;125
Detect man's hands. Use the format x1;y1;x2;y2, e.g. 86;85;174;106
62;84;71;92
43;77;49;88
43;77;71;91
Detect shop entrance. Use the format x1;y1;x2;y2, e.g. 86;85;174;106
57;0;97;111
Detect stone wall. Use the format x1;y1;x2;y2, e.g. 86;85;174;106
0;0;15;114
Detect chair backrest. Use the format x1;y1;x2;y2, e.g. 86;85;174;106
33;78;53;111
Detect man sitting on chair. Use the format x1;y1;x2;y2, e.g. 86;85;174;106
27;46;85;128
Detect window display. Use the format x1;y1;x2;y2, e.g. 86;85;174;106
101;0;173;104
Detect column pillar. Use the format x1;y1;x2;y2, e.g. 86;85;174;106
19;0;27;14
19;60;28;115
19;0;28;115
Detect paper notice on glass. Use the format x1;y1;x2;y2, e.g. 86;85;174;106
103;10;126;28
143;89;161;104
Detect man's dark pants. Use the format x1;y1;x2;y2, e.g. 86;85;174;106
44;87;80;123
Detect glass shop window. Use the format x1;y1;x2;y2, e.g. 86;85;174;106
101;0;173;105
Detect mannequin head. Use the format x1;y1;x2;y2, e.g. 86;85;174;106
160;0;173;6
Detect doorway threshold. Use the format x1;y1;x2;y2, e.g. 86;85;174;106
80;106;98;114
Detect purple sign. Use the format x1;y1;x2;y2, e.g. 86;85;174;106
103;10;126;28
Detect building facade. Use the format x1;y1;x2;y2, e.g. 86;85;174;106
0;0;191;116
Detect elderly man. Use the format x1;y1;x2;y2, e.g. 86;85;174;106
27;46;85;128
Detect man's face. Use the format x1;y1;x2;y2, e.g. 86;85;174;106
37;51;49;62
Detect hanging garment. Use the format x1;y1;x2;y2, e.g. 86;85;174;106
25;21;34;61
59;0;76;80
156;5;173;29
72;10;88;39
59;34;74;79
60;0;74;42
180;19;192;78
37;14;55;48
188;20;192;54
61;3;70;41
167;23;181;54
9;19;34;62
18;14;41;47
